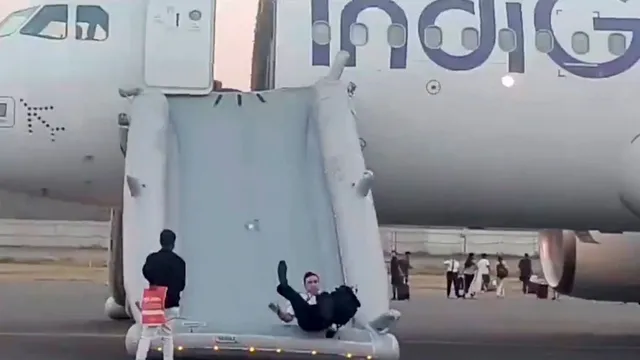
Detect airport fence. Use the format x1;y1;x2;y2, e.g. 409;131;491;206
380;227;539;257
0;219;109;248
0;220;539;257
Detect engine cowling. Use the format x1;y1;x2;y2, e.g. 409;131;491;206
538;230;640;303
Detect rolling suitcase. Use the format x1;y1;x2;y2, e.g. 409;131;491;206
536;284;549;299
397;283;410;300
455;275;464;297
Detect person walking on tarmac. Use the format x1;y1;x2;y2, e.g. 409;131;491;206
135;229;186;360
443;257;460;298
495;256;509;298
389;251;404;300
518;253;533;294
399;251;411;285
462;253;478;298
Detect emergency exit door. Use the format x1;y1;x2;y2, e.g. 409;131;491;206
144;0;215;94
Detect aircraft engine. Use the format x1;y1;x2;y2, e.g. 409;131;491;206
538;230;640;303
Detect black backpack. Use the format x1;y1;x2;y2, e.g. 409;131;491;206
497;262;509;279
330;285;361;326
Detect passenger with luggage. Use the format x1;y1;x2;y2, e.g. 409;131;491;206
518;253;533;294
135;229;186;360
399;251;411;285
396;251;411;300
477;253;491;292
270;261;360;339
462;253;478;298
389;251;404;300
495;256;509;298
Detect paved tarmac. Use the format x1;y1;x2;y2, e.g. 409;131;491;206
1;282;640;359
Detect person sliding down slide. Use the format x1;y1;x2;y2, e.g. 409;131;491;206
269;260;360;338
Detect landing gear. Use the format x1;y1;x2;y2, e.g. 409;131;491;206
104;296;128;320
106;208;128;320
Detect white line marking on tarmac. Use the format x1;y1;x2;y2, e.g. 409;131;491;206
402;339;640;350
0;332;123;338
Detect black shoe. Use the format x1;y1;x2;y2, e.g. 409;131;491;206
277;260;288;286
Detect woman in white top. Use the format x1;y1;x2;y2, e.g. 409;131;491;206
477;254;491;292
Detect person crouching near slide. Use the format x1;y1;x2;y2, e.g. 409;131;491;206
135;229;186;360
269;260;360;338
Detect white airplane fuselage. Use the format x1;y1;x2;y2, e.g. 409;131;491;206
1;0;640;232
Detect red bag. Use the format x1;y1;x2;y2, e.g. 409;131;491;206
141;286;167;326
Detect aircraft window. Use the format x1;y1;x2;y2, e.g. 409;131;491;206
498;28;516;52
19;5;68;40
534;30;554;53
350;23;368;46
387;24;406;48
571;31;589;55
311;21;330;46
461;27;479;50
608;33;626;56
423;25;442;49
0;7;37;37
76;5;109;41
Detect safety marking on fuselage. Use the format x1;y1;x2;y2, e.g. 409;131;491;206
19;98;64;141
0;332;124;338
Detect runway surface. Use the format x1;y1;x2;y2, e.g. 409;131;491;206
1;281;639;359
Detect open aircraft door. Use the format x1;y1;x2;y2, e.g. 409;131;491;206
143;0;215;95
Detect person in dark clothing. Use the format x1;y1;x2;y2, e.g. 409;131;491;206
142;229;186;309
399;251;411;284
136;229;186;360
462;253;477;298
518;253;532;294
389;251;404;300
270;261;360;338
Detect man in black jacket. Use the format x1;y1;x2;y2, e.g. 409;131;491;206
135;229;186;360
269;260;360;339
389;251;403;300
518;253;532;294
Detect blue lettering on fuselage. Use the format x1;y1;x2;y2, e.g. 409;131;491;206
310;0;640;79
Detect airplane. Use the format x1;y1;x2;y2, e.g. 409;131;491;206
0;0;638;344
251;0;640;303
